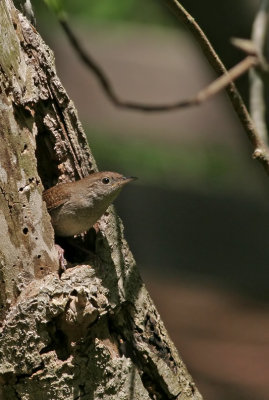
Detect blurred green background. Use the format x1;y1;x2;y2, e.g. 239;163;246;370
33;1;269;399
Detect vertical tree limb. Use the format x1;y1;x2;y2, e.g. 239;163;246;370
0;1;203;399
249;0;269;143
163;0;269;172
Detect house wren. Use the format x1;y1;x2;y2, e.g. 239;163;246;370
43;171;136;237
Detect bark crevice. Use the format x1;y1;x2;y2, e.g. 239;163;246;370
0;2;203;399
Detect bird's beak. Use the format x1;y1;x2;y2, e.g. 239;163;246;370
121;176;138;185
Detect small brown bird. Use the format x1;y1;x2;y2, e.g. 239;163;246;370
43;171;136;237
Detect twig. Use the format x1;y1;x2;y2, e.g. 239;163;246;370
163;0;269;173
195;56;258;103
60;20;189;112
59;3;269;173
249;0;269;144
231;38;258;56
60;20;255;113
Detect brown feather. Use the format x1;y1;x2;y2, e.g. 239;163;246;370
43;183;72;211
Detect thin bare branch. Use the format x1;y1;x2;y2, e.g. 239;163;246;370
61;20;256;113
231;38;258;57
196;56;258;103
249;0;269;143
231;36;269;74
60;2;269;174
60;19;192;112
163;0;269;173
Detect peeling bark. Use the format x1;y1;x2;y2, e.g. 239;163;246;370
0;1;203;399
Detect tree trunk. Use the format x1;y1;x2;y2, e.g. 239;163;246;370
0;1;203;399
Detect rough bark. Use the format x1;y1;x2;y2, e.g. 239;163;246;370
0;1;203;399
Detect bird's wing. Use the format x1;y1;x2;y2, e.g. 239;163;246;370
42;184;71;211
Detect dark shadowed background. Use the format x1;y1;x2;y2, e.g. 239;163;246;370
34;0;269;399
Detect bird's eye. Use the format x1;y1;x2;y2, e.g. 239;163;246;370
102;177;110;184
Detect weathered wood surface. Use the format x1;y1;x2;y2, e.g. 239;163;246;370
0;1;203;399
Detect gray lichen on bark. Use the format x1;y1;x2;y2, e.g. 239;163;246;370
0;0;59;320
0;0;203;399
